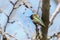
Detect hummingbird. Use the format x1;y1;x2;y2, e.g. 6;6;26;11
30;14;46;27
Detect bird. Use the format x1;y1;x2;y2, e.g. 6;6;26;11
30;14;46;27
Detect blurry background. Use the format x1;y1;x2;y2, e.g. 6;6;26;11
0;0;60;40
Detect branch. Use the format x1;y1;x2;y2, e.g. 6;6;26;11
17;21;30;39
0;25;3;40
47;32;60;40
0;8;3;13
37;0;41;14
41;0;50;40
4;0;19;32
14;0;32;10
49;3;60;26
47;34;57;40
4;32;17;40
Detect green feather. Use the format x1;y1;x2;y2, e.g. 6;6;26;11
33;15;46;27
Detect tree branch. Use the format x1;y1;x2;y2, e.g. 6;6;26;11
49;3;60;26
0;8;3;13
4;0;19;32
37;0;41;14
41;0;50;40
4;32;18;40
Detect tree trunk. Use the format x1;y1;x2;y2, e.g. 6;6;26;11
41;0;50;40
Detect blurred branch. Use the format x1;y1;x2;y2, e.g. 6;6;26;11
4;0;19;32
47;32;60;40
49;3;60;26
0;8;3;13
3;0;19;40
35;25;41;40
9;0;19;15
17;21;30;39
4;32;18;40
14;0;32;10
0;26;2;34
47;34;57;40
0;31;17;40
37;0;41;14
0;25;3;40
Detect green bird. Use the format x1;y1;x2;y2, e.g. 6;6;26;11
30;14;46;27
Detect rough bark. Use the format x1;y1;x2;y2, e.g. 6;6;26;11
41;0;50;40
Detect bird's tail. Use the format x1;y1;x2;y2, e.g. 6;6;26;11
39;20;46;27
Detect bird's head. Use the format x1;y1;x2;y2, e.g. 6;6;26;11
30;14;40;20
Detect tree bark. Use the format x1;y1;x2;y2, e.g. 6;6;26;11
41;0;50;40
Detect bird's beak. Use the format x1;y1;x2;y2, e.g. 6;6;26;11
30;15;33;19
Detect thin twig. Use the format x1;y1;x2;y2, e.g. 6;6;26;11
37;0;41;14
0;8;3;13
4;0;19;32
49;3;60;26
17;21;30;39
3;32;17;40
5;33;17;40
14;0;32;10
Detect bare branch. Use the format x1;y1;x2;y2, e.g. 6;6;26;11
47;34;57;40
0;28;2;34
49;3;60;26
0;8;3;13
17;21;30;39
47;32;60;40
9;0;14;5
0;25;3;40
4;0;19;32
3;32;18;40
37;0;41;14
14;1;33;11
